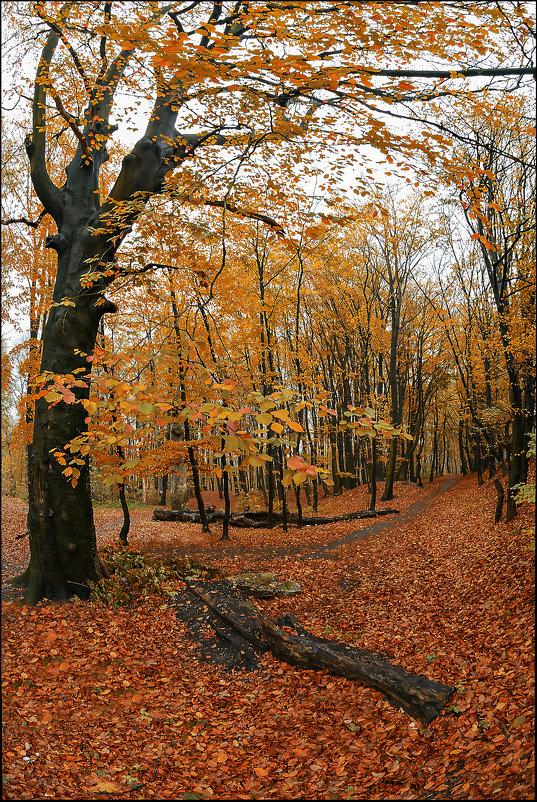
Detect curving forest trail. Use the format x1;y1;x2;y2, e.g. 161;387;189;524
2;474;534;800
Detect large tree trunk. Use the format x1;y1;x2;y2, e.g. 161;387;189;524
22;281;110;603
20;18;197;602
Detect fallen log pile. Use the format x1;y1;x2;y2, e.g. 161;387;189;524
153;507;399;527
173;579;454;725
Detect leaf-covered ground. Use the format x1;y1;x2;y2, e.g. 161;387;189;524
1;474;534;800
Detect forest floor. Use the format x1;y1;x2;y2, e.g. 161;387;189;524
1;473;534;800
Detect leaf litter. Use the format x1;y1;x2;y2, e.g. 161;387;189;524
1;474;534;800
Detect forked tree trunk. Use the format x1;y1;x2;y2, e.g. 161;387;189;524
18;16;208;602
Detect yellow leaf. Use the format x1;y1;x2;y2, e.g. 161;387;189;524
82;399;98;414
259;400;276;412
282;470;293;488
270;422;284;434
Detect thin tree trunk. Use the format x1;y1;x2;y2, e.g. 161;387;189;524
474;437;484;486
267;440;275;528
295;484;303;528
494;478;505;524
221;447;231;541
118;482;130;545
382;438;397;500
506;407;526;522
458;419;468;476
369;437;377;511
159;474;168;506
185;424;209;533
278;446;288;532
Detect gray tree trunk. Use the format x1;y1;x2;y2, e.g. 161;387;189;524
169;422;190;510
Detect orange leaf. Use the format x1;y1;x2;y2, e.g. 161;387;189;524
287;455;307;470
288;420;303;432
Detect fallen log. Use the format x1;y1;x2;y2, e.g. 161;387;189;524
286;509;399;525
152;507;399;526
176;579;454;725
151;508;266;526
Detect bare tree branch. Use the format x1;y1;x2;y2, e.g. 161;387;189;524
1;210;47;228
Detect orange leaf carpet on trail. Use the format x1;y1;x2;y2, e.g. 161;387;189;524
2;475;534;800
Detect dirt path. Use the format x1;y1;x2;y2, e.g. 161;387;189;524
141;476;460;563
1;477;459;598
299;475;457;560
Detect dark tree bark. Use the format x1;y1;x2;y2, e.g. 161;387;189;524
221;445;231;541
159;474;168;507
369;436;377;511
18;7;230;602
294;484;303;527
428;408;439;483
118;483;130;546
458;419;468;476
415;447;424;487
179;580;454;725
278;446;289;532
474;435;484;486
187;437;210;533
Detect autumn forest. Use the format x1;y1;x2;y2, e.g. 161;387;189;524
1;1;535;800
